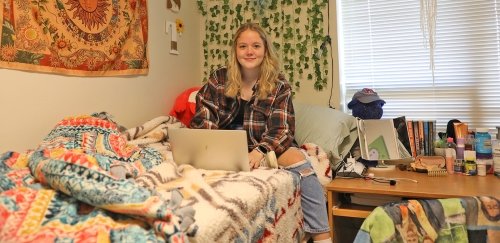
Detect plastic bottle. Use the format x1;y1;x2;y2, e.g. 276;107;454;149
445;137;456;174
464;132;475;151
454;137;465;173
477;160;487;176
475;128;493;173
476;128;492;157
494;127;500;177
465;160;477;175
456;137;465;160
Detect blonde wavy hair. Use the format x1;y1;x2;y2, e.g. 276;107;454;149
226;23;281;100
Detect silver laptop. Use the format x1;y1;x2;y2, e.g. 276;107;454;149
169;128;251;172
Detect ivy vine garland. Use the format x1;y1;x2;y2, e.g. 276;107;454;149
196;0;330;92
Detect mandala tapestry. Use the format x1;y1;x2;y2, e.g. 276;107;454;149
0;0;148;76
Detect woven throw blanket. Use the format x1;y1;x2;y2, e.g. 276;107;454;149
354;197;500;243
0;0;148;76
122;116;343;242
124;116;306;242
124;117;311;242
0;113;195;242
136;163;304;242
123;115;185;161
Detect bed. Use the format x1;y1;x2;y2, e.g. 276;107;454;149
0;103;358;242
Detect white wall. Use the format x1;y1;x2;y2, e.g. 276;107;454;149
0;1;202;152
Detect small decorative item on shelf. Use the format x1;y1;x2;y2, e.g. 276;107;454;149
434;136;447;157
427;168;447;177
410;155;446;174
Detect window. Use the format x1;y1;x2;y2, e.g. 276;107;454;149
337;0;500;136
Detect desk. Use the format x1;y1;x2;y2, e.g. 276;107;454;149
325;169;500;242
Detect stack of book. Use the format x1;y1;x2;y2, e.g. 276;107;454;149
356;117;437;161
406;120;437;157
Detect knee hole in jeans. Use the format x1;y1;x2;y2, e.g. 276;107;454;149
298;167;315;179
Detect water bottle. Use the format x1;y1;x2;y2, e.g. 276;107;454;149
445;137;456;174
476;128;492;158
475;128;493;173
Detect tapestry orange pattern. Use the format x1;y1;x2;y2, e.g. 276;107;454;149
0;0;148;76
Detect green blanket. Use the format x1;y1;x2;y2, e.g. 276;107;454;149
354;197;500;243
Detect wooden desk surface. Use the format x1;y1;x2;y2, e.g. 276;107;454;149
326;169;500;199
326;169;499;242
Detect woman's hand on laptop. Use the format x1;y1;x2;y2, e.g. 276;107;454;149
248;150;264;169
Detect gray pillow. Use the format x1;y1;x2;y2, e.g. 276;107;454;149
293;102;358;166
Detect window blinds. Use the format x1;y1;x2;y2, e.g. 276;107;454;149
338;0;500;135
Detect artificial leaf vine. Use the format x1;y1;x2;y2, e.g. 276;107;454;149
197;0;330;92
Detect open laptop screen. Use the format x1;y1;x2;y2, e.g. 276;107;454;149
169;128;251;172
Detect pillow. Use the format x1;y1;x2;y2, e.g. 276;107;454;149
293;102;358;166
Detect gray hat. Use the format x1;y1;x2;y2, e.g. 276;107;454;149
347;88;385;108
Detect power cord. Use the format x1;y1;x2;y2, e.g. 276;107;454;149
326;0;335;109
332;154;419;185
332;153;364;179
332;152;418;186
363;173;419;185
331;154;346;180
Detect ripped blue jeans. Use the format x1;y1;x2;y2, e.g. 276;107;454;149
283;157;330;234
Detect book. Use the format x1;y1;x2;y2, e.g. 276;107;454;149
357;117;412;160
413;120;420;156
423;121;429;155
418;121;425;155
407;121;416;157
406;119;438;157
430;120;436;155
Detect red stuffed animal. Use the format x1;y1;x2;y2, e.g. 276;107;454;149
169;87;200;127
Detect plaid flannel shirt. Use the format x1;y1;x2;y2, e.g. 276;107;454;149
190;68;296;156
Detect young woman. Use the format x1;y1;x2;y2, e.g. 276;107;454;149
190;22;331;242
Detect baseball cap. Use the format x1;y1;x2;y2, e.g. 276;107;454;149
347;88;385;109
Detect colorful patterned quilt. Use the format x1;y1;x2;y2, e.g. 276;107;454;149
354;197;500;243
0;113;305;242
